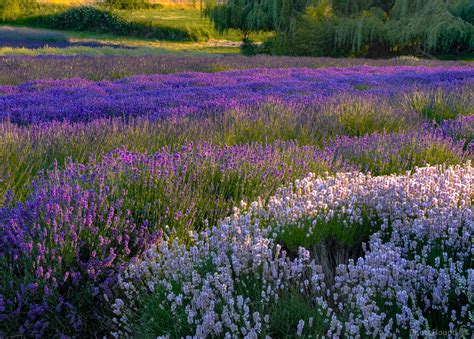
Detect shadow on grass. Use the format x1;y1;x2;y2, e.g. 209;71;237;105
0;26;139;49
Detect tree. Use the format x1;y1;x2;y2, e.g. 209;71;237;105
289;0;473;56
332;0;396;15
388;0;472;54
203;0;315;38
331;0;473;55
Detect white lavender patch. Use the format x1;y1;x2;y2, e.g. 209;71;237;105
112;162;473;337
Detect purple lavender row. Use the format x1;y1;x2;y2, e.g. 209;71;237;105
0;55;468;85
0;66;472;125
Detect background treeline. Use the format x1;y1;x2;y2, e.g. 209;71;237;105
205;0;474;57
2;0;473;56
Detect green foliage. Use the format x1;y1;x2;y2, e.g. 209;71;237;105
265;0;474;57
265;289;328;336
203;0;313;38
240;37;258;55
0;0;66;24
333;0;396;15
0;2;270;43
274;213;378;251
334;9;388;56
0;0;34;21
0;0;21;21
454;0;474;24
204;0;270;37
270;0;340;56
134;282;191;337
28;6;199;41
105;0;153;10
35;6;126;32
348;0;472;55
297;1;338;54
337;136;466;176
121;7;272;43
389;0;473;54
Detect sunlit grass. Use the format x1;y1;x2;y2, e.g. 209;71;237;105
120;7;273;42
0;24;241;55
2;4;273;50
0;44;238;55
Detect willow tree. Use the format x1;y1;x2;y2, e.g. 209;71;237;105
332;0;396;15
333;7;385;51
203;0;316;38
319;0;473;56
389;0;473;54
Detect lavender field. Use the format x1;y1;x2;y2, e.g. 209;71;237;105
0;56;473;337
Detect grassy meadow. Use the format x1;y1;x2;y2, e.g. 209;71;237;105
0;2;272;56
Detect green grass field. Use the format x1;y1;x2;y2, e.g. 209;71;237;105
119;7;272;42
0;30;242;56
0;4;272;56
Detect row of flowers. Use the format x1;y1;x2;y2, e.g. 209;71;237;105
0;67;472;124
0;54;466;85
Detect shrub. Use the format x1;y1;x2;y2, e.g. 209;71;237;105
32;6;127;32
294;4;339;57
30;6;196;41
240;37;258;56
403;86;474;123
0;164;163;336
